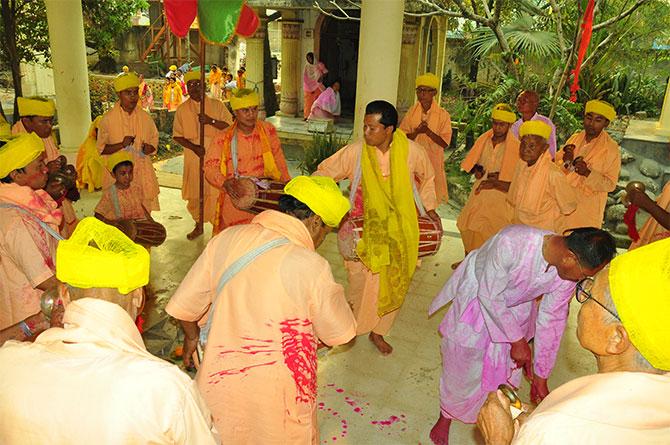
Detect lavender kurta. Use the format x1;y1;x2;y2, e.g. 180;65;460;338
428;225;575;423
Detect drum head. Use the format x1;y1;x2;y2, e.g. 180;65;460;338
231;178;257;210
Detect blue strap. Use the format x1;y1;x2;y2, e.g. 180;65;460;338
109;184;122;220
199;237;289;346
0;203;64;241
231;129;239;178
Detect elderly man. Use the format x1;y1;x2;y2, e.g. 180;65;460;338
400;72;452;204
0;217;217;444
428;225;617;445
97;71;160;211
555;99;621;229
511;91;557;158
0;134;62;338
507;121;577;233
173;70;233;239
316;100;439;354
11;96;60;163
457;104;519;254
204;88;290;234
167;176;356;444
478;237;670;444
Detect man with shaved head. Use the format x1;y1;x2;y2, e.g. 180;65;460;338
511;91;557;159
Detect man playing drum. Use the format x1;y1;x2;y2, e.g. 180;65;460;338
204;89;291;235
315;100;439;355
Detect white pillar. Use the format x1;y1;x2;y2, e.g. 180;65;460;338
353;0;405;138
279;11;301;116
44;0;91;151
245;10;266;115
657;79;670;136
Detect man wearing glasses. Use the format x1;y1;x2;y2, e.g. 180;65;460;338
478;237;670;444
428;225;616;445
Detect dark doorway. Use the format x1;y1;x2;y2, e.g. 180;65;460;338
318;14;360;118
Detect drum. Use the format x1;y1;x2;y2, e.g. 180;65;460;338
231;177;287;214
115;219;167;247
337;216;443;261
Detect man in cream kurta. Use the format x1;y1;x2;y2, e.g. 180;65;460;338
167;176;356;444
173;71;233;239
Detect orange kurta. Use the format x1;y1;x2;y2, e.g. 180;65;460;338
629;181;670;249
400;100;452;203
315;138;437;335
507;151;578;233
204;121;290;234
166;210;356;444
96;103;160;211
555;130;621;228
95;184;146;221
173;97;233;224
456;130;520;252
11;121;60;163
163;83;183;112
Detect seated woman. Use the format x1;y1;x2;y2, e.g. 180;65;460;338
308;78;341;120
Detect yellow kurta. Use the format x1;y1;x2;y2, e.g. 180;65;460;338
315;138;437;335
173;97;233;224
555;130;621;229
166;211;356;444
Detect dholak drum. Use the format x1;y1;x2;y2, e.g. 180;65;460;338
337;216;443;261
115;219;167;247
231;177;287;214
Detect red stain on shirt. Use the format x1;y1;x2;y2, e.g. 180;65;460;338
279;318;317;404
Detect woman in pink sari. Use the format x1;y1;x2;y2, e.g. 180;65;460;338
308;79;341;120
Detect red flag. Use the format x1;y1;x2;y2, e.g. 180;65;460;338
164;0;197;38
569;0;596;102
235;4;260;37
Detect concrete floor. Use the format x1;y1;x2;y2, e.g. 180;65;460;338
71;180;597;445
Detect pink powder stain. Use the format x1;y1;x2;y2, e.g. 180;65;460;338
354;407;362;413
207;360;277;384
370;415;404;429
279;318;317;404
335;388;344;393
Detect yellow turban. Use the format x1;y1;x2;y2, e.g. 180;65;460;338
284;176;351;228
0;133;44;178
519;120;552;140
113;72;140;93
491;103;516;124
17;97;56;117
122;65;129;73
230;89;260;111
107;150;133;172
609;237;670;370
585;99;616;122
169;65;177;71
415;73;440;90
184;71;201;83
56;217;150;295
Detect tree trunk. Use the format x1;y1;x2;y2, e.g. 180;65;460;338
1;0;22;123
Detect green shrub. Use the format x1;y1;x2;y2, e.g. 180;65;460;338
299;132;350;175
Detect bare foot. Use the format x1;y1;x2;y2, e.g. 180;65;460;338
450;261;462;270
369;332;393;355
187;224;203;240
429;414;451;445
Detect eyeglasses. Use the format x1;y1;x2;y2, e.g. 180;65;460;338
415;87;436;94
574;277;621;321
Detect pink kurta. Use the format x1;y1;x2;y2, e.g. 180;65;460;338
174;97;233;224
429;225;575;423
400;100;452;203
204;121;290;233
511;113;557;158
94;183;146;221
303;62;328;119
97;103;160;211
514;372;670;444
166;211;356;444
11;121;60;162
315;138;437;335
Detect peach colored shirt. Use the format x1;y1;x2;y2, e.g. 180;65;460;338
204;121;290;232
555;130;621;228
166;211;356;444
174;97;233;223
507;151;578;233
95;183;146;221
400;101;452;203
97;103;160;211
11;121;60;162
630;181;670;249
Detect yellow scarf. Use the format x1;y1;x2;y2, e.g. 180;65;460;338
357;130;419;316
218;121;281;180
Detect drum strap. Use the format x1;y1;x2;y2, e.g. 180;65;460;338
350;147;427;216
231;129;239;178
110;184;122;220
0;203;64;241
199;237;290;347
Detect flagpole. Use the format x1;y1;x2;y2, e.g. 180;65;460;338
198;36;206;234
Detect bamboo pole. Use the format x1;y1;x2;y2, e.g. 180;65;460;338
197;37;206;233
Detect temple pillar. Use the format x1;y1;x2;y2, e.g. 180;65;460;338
353;0;405;138
279;11;301;116
396;20;420;118
245;9;266;115
44;0;91;151
434;17;448;100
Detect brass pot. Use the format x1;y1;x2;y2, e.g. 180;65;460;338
621;181;646;206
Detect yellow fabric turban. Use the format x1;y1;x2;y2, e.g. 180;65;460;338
230;89;260;111
184;71;201;83
415;73;440;90
519;120;552;140
56;217;150;295
284;175;351;228
107;150;133;172
17;96;56;117
113;72;141;93
169;65;177;71
585;99;616;122
491;103;516;124
122;66;129;73
0;133;44;178
609;237;670;370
